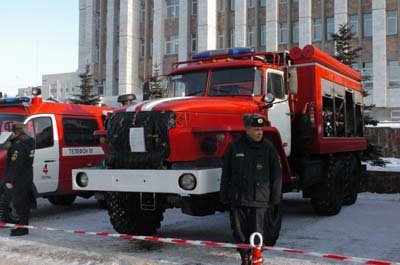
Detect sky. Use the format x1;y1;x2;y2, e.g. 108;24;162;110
0;1;78;97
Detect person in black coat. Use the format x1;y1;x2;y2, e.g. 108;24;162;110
220;113;282;265
3;123;35;236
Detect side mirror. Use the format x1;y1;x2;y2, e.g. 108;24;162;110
262;93;275;109
288;67;298;95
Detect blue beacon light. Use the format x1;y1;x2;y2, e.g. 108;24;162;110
192;47;255;60
0;97;30;104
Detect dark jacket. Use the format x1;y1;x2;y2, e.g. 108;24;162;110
5;134;35;188
220;135;282;207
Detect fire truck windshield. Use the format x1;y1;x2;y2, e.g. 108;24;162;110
169;67;262;98
0;114;26;133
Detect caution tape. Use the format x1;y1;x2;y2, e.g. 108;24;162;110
0;222;399;265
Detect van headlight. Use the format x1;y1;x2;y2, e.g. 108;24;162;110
179;173;196;191
76;172;89;187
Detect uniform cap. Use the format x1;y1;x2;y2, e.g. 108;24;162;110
12;123;26;132
243;114;267;127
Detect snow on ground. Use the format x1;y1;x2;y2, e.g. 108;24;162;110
365;157;400;172
0;192;399;265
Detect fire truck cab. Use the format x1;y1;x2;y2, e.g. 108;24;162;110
0;89;111;222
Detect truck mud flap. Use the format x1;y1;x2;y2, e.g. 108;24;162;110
140;192;156;211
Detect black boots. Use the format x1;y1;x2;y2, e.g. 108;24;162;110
10;228;29;236
240;251;251;265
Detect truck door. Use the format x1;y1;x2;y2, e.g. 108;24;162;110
25;114;60;194
265;69;291;156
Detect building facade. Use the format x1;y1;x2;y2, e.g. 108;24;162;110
79;0;400;121
42;72;80;102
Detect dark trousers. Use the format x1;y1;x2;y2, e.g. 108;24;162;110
12;187;31;225
230;206;268;257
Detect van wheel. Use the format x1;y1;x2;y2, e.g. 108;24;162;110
0;190;19;224
48;195;76;206
107;192;164;235
343;153;361;206
311;156;344;216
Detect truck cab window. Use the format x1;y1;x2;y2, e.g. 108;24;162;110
169;72;207;97
267;72;285;99
62;118;99;146
27;117;54;149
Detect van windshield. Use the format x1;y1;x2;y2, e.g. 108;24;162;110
0;114;26;133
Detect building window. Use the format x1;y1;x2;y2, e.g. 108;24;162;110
312;18;322;41
387;10;398;35
248;26;255;46
362;62;373;90
166;0;179;19
363;13;372;37
351;63;360;72
217;31;224;48
230;0;235;11
279;22;288;44
349;15;358;36
191;0;198;16
391;110;400;121
248;0;255;8
292;21;299;43
230;28;235;47
191;33;197;52
218;0;224;11
260;0;266;7
165;35;179;54
260;24;266;46
280;0;288;3
388;60;400;88
326;17;334;40
140;39;145;57
140;4;145;23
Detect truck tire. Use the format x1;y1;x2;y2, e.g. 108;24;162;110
48;195;76;206
107;192;164;235
342;154;361;206
0;190;19;224
311;156;344;216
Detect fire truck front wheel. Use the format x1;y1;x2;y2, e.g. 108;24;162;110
107;192;164;235
311;156;344;216
47;195;77;206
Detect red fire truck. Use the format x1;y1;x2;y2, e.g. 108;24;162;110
0;89;111;222
73;45;367;244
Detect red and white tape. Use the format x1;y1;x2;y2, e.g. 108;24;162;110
1;222;399;265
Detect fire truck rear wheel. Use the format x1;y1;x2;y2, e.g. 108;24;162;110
107;192;164;235
311;156;344;216
0;190;20;224
342;153;361;206
47;195;77;206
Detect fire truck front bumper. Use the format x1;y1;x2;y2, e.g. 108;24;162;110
72;168;222;195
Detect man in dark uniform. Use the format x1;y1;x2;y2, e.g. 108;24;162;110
220;114;283;265
3;123;35;236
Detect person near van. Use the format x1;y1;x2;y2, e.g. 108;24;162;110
3;123;35;236
219;114;282;265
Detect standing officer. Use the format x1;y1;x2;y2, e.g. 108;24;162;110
220;114;283;265
3;123;35;236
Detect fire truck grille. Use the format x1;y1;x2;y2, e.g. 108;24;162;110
107;111;175;169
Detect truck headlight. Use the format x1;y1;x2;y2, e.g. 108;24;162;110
179;173;196;191
76;172;89;187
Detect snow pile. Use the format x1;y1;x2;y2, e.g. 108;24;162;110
365;157;400;172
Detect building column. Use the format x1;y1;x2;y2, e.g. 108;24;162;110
198;0;217;51
299;0;312;48
234;0;247;47
78;0;95;73
334;0;347;31
118;0;141;98
372;1;387;107
266;0;278;51
105;0;115;96
153;0;166;74
178;0;189;62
